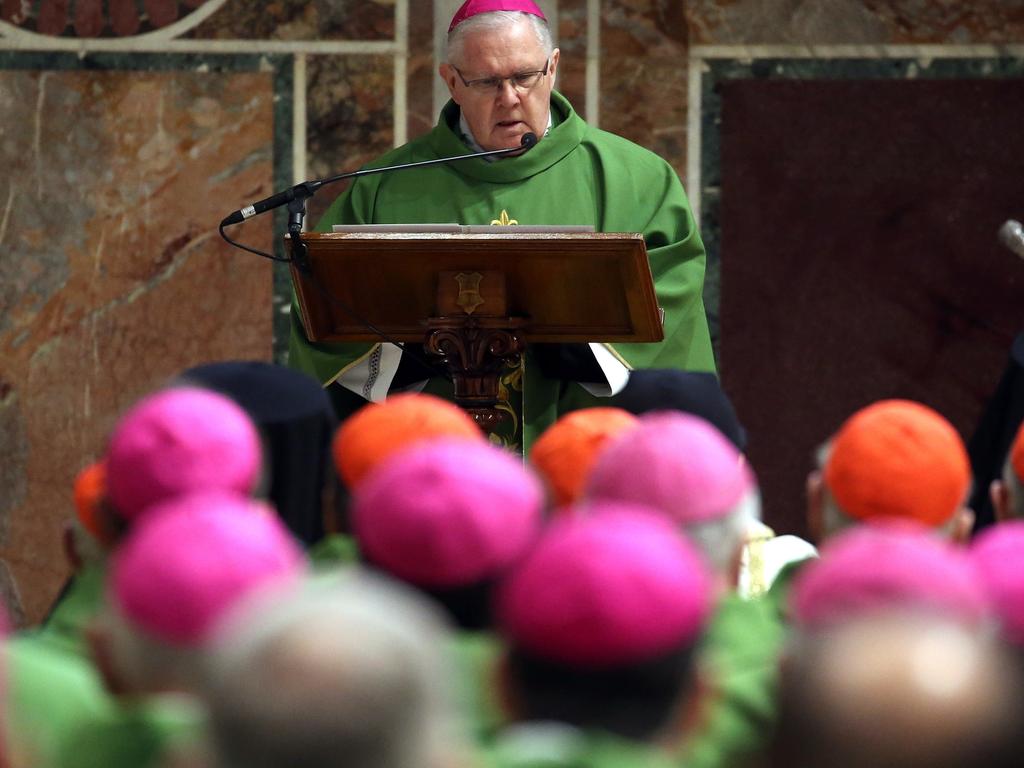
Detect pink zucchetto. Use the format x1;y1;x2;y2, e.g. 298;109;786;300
105;387;262;521
971;521;1024;646
791;522;989;630
497;504;712;667
109;491;303;646
353;439;544;588
448;0;546;33
585;412;755;524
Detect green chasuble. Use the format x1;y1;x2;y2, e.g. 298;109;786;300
4;638;205;768
676;594;785;768
30;560;107;661
486;724;679;768
290;92;713;449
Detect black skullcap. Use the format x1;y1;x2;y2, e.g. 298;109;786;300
609;369;747;451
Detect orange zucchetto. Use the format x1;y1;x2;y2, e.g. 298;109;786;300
74;461;110;544
529;407;639;508
332;393;484;489
823;399;971;528
1011;422;1024;482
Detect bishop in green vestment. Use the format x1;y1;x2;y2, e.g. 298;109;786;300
289;5;714;449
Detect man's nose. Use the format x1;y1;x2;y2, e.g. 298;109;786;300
496;79;520;107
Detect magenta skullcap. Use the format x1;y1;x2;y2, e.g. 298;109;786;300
585;411;755;524
971;521;1024;646
497;503;713;667
448;0;546;33
106;387;262;521
791;522;989;629
109;491;304;646
353;438;544;588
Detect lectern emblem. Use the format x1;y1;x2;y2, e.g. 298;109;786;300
490;210;518;226
455;272;486;315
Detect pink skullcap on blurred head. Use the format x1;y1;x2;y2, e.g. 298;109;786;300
823;399;970;528
791;522;989;630
529;408;639;509
448;0;546;33
971;521;1024;646
333;393;483;490
498;503;712;667
110;491;303;646
1011;422;1024;481
106;387;261;521
585;411;755;524
353;438;544;588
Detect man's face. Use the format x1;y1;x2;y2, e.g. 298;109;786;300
440;19;559;152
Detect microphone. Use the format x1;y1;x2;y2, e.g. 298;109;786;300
999;220;1024;259
220;131;539;228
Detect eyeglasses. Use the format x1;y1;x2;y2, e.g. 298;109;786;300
453;59;550;94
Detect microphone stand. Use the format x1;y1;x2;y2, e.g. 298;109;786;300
225;134;538;274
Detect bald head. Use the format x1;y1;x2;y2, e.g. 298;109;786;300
204;571;462;768
776;613;1024;768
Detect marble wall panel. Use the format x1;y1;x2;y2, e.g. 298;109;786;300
187;0;395;41
305;54;394;225
407;0;436;140
601;0;688;178
685;0;1024;45
554;0;587;117
0;69;274;624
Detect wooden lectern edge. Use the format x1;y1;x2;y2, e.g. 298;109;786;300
288;231;663;345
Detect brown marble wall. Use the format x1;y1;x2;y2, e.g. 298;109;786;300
685;0;1024;45
0;70;273;624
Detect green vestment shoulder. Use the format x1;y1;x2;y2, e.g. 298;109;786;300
676;593;785;768
31;560;107;661
289;92;714;446
486;723;679;768
449;630;505;745
4;638;204;768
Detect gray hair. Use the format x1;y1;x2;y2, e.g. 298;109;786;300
445;11;553;67
203;570;461;768
1004;458;1024;519
102;604;206;694
683;489;762;575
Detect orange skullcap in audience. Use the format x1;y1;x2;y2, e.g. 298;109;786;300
529;407;639;508
1011;422;1024;481
74;461;111;544
332;393;483;489
823;399;970;528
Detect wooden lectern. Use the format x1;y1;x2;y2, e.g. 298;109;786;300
290;231;663;432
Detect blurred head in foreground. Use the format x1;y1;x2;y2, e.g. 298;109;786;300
91;492;303;695
496;507;712;742
178;360;339;546
807;400;974;543
971;520;1024;647
990;421;1024;522
204;570;463;768
529;407;638;508
774;612;1024;768
332;393;483;490
585;412;758;589
789;522;989;630
104;387;263;525
352;438;544;629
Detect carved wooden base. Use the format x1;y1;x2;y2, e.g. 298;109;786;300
424;316;526;434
